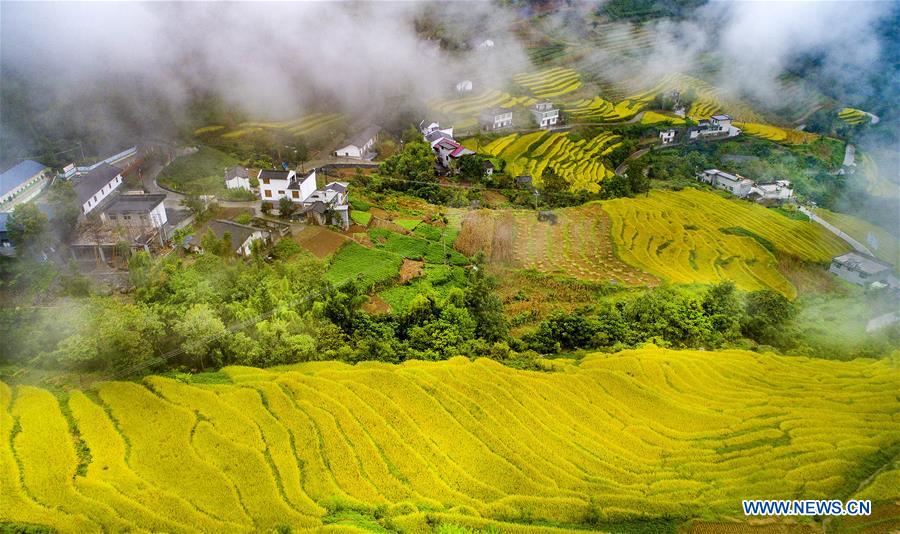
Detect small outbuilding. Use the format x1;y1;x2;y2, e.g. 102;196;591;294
334;126;381;160
224;166;250;190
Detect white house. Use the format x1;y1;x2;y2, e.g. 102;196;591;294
334;126;381;160
432;138;475;168
206;219;270;256
258;169;297;201
299;182;350;230
688;114;741;140
697;169;753;198
749;180;795;204
102;193;168;229
419;120;454;139
224;166;250;190
829;252;893;286
477;39;494;50
73;163;123;215
0;160;50;209
456;80;473;93
659;129;677;145
530;101;559;129
479;108;513;131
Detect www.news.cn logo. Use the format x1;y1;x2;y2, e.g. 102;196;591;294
743;499;872;516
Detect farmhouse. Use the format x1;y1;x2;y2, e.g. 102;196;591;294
102;193;168;230
258;169;295;201
829;252;893;286
73;163;124;215
749;180;795;205
224;166;250;190
432;138;475;169
483;160;495;176
419;120;453;139
659;129;677;145
479;108;513;131
206;219;270;256
531;101;559;129
697;169;753;198
334;125;381;160
297;182;350;230
456;80;473;93
688;114;741;141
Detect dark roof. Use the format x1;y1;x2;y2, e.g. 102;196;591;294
425;130;452;143
341;125;381;149
72;163;122;204
480;107;511;118
258;169;293;181
286;170;315;190
104;194;166;214
712;114;732;120
225;166;249;180
207;219;263;253
325;182;348;193
832;252;893;274
516;175;533;184
483;160;494;169
0;160;48;197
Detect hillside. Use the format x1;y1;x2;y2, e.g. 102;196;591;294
3;347;898;532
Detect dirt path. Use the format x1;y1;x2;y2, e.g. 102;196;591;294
615;147;650;176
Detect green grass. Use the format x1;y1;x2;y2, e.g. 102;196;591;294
770;207;809;222
411;223;459;246
796;291;899;359
350;211;372;226
379;265;468;311
324;243;403;290
349;196;371;212
369;229;469;265
393;219;421;231
157;146;240;196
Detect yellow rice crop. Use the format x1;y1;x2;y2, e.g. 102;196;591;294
3;346;897;530
513;67;582;98
837;107;870;125
734;122;818;145
602;189;851;297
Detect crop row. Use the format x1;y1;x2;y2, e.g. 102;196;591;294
3;344;898;530
837;107;871;125
513;67;582;98
215;113;345;139
734;122;819;145
601;189;850;297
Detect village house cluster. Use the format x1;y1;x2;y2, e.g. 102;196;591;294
697;169;795;205
660;115;741;146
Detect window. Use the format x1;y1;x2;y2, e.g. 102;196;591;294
262;178;270;184
124;215;131;220
108;214;117;220
264;190;272;198
278;190;284;195
292;191;299;198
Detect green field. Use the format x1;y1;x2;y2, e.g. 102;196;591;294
156;146;251;198
324;242;404;289
3;347;898;531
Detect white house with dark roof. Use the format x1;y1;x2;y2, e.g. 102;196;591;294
432;138;475;168
101;193;168;229
258;169;297;201
73;163;123;215
698;169;754;198
334;126;381;160
0;160;50;209
419;120;453;139
530;101;559;129
479;108;513;131
205;219;270;256
224;166;250;190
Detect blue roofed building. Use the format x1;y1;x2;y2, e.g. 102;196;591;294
0;160;50;209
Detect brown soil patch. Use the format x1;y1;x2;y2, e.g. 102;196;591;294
370;217;410;235
215;207;255;220
293;226;350;258
399;259;425;283
369;207;392;220
345;224;368;234
684;520;818;533
362;294;391;315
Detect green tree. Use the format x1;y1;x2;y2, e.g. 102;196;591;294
6;202;49;256
278;197;297;219
456;154;487;183
379;141;436;186
702;281;743;343
260;201;273;215
46;180;80;241
463;262;507;342
174;303;228;369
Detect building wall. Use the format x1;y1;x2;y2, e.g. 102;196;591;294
238;231;268;256
335;145;363;158
82;174;123;214
259;178;291;201
225;177;250;190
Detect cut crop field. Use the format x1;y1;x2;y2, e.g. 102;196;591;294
734;122;819;145
838;107;874;125
3;347;898;532
456;207;657;286
469;130;621;192
429;90;536;118
602;189;851;298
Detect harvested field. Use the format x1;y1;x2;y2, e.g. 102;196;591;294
293;226;350;259
399;259;425;283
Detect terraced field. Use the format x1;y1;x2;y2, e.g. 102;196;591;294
471;131;621;192
4;347;898;531
204;113;345;139
602;189;851;298
513;67;582;98
429;90;536;118
456;206;657;286
838;107;873;125
735;122;819;145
